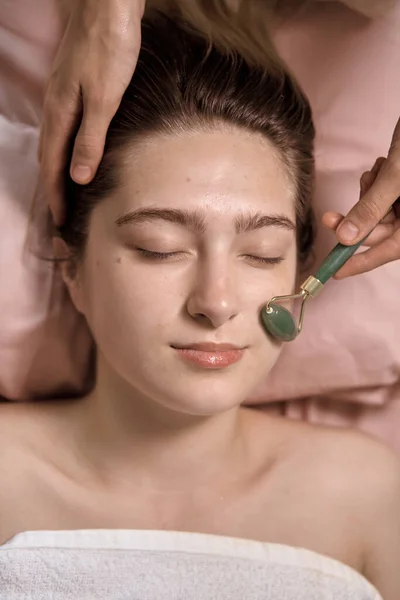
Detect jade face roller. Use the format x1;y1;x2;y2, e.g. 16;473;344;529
261;207;393;342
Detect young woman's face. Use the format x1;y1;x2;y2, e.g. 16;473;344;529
68;127;298;415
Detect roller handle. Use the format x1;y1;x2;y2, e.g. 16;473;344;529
314;238;364;284
314;204;396;285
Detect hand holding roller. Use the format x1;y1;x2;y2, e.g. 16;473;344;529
261;206;394;342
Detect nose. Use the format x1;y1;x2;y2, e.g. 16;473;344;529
186;258;239;329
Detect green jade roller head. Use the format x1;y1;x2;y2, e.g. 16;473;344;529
261;207;393;342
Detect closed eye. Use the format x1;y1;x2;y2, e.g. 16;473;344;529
134;248;284;265
135;248;183;260
242;255;284;266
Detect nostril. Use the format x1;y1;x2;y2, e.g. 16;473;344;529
194;313;213;325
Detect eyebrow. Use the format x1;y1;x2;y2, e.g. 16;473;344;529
115;208;207;233
115;208;295;234
235;212;295;234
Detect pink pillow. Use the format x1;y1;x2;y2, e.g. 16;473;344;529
0;0;399;420
248;1;400;405
0;0;92;399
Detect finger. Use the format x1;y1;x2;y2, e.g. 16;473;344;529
389;117;400;154
70;95;120;184
330;159;386;229
322;211;344;231
323;208;396;227
359;171;374;197
40;94;81;224
334;227;400;278
337;124;400;244
370;156;386;176
380;207;397;224
359;159;385;197
323;209;396;245
324;218;395;247
357;223;397;247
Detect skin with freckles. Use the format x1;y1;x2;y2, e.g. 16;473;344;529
67;127;297;417
0;126;400;600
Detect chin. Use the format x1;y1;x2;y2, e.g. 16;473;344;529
156;378;253;417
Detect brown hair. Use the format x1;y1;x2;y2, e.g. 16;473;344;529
61;7;315;264
146;0;281;67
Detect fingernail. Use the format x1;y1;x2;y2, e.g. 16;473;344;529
337;221;359;242
71;164;92;183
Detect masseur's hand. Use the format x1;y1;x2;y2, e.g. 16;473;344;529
39;0;146;224
323;117;400;278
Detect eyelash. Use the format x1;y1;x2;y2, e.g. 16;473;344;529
243;255;284;266
135;248;284;265
136;248;182;260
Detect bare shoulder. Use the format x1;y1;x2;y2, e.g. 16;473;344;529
0;401;52;450
289;419;400;503
0;399;79;475
0;401;81;544
322;428;400;600
245;408;400;488
291;421;400;599
248;409;400;528
0;402;44;540
0;401;57;492
0;401;76;539
302;421;400;476
0;401;37;455
310;427;400;492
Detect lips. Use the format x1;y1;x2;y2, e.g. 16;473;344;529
172;343;246;369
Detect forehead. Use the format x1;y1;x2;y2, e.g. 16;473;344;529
111;127;296;221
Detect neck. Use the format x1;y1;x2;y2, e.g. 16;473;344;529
75;359;247;492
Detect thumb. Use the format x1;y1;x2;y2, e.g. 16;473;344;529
337;119;400;245
336;161;397;244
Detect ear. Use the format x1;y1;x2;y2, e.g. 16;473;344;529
52;237;85;314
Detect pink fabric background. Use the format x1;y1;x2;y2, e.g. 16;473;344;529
0;1;399;450
0;0;92;399
254;2;400;452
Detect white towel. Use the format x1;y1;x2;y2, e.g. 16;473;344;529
0;529;382;599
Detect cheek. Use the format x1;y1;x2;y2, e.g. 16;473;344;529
80;254;178;349
279;254;298;297
242;250;297;309
272;252;297;293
